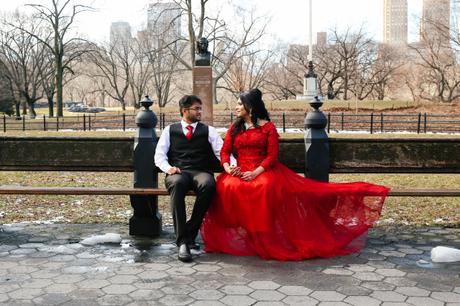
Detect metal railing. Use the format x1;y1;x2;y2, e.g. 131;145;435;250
2;112;460;134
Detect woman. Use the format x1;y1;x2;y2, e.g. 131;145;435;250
201;89;389;261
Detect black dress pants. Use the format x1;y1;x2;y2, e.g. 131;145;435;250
165;170;216;245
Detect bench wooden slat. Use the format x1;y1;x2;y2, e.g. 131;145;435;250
0;186;459;197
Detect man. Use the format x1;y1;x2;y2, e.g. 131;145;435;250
154;95;223;262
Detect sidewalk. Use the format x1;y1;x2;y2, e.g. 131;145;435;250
0;223;459;305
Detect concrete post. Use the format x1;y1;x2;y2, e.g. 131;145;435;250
129;95;162;237
304;96;329;182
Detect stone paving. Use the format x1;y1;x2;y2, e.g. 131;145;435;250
0;223;459;305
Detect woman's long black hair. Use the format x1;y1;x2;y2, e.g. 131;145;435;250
231;89;270;136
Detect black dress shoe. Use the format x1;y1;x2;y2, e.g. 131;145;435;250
178;243;192;262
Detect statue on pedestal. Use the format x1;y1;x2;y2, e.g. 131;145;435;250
195;37;211;66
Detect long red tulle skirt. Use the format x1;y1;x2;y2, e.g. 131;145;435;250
201;163;389;261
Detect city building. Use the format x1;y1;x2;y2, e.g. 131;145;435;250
147;1;182;46
317;32;327;46
420;0;450;44
110;21;132;45
383;0;408;45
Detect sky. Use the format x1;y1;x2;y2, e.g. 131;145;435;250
1;0;426;44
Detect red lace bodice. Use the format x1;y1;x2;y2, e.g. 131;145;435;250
221;122;279;172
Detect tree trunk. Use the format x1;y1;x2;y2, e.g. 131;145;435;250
56;60;63;116
22;101;27;115
27;101;37;118
15;102;20;118
48;96;54;117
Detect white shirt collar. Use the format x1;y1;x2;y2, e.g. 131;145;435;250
181;120;198;129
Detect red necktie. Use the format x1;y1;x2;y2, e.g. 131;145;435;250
185;125;193;140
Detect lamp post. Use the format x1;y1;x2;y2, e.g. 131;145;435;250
303;0;329;182
303;0;317;101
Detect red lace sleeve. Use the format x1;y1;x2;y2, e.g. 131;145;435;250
220;124;234;166
259;122;279;171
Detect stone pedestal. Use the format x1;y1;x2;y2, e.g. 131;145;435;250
192;66;213;125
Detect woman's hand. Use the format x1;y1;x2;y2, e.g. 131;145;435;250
224;164;241;177
240;166;265;181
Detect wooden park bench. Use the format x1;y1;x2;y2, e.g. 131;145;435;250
0;137;459;198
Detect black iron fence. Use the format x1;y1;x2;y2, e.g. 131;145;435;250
2;112;460;134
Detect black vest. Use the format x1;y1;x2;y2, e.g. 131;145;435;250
167;122;221;173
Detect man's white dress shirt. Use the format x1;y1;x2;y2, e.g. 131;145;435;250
154;120;223;173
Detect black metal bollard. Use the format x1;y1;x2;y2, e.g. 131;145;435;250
304;96;329;182
129;95;162;237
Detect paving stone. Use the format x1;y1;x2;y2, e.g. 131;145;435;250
380;303;412;306
249;281;281;290
384;277;417;287
371;291;407;302
406;297;444;306
52;274;84;284
102;284;136;294
167;266;196;276
344;295;382;306
379;251;406;258
250;289;285;301
282;295;319;305
375;268;406;277
317;303;350;306
310;291;345;301
190;301;226;306
44;283;76;294
220;285;254;295
395;286;430;297
431;291;460;303
352;272;384;281
0;283;21;293
128;288;165;300
0;294;8;303
68;289;105;300
29;270;60;279
107;275;139;284
77;279;110;289
346;264;376;272
20;279;53;289
32;293;71;305
161;284;194;295
322;268;353;276
8;288;44;300
190;289;225;300
97;294;134;305
193;263;222;272
221;295;257;306
191;280;223;290
137;270;168;280
336;285;371;296
277;285;312;296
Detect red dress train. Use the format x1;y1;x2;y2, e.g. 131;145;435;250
201;122;389;260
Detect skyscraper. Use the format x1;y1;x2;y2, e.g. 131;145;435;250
420;0;450;44
147;1;181;46
110;21;132;45
383;0;408;45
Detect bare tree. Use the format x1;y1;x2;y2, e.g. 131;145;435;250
88;40;134;110
0;12;51;118
221;47;274;97
21;0;93;116
0;58;14;115
410;35;460;103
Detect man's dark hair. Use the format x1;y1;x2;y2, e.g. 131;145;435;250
179;95;202;116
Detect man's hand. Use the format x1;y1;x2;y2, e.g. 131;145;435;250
167;167;181;175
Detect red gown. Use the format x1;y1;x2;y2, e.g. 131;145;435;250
201;122;389;260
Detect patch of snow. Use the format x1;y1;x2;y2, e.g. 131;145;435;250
80;233;122;246
431;246;460;263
